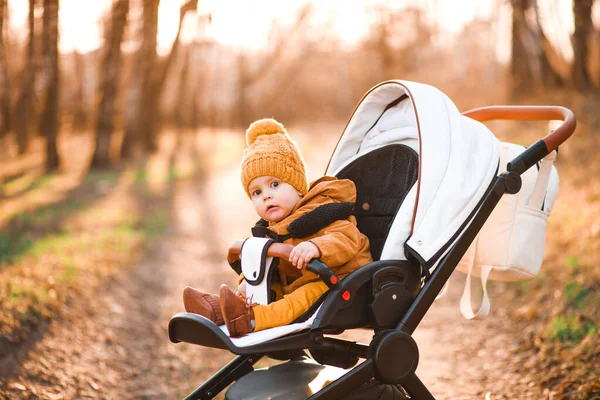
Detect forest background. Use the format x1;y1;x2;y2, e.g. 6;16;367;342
0;0;599;398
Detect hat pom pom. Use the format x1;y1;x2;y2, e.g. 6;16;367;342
246;118;286;145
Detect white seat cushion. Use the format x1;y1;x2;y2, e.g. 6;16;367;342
219;306;322;348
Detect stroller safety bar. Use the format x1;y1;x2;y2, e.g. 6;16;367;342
463;106;576;175
227;241;340;290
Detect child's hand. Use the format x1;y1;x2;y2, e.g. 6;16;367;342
289;242;321;270
236;281;247;298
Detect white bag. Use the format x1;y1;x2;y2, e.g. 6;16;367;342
457;142;559;319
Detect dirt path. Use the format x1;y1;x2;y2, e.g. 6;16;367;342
0;127;542;399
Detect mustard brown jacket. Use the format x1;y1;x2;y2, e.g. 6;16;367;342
267;176;372;294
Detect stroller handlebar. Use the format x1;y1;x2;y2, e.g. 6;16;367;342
462;105;576;153
227;241;339;289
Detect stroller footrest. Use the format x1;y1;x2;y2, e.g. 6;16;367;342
168;312;320;354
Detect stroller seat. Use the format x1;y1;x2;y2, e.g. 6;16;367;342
168;80;576;400
169;140;421;353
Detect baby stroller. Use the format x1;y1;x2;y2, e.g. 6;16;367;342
168;80;575;399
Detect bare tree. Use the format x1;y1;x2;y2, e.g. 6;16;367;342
370;6;433;79
70;50;88;131
173;46;191;131
572;0;594;90
236;4;312;126
40;0;60;170
144;0;196;147
511;0;562;95
91;0;129;169
0;0;10;138
155;0;196;96
14;0;36;154
121;0;197;157
135;0;160;153
121;0;159;158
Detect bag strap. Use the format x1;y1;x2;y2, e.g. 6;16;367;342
459;235;493;320
434;277;449;301
527;150;556;211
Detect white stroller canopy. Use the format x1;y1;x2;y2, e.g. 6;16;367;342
326;80;500;267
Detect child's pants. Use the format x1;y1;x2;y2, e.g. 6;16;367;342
252;281;328;332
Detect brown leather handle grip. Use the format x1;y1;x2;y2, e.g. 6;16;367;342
227;240;293;264
462;106;576;152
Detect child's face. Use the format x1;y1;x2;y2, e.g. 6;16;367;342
248;176;303;223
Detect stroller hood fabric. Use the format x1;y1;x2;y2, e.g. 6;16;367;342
326;80;500;268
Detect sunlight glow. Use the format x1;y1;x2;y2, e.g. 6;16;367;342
6;0;590;62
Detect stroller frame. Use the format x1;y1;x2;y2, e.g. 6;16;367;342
169;104;575;400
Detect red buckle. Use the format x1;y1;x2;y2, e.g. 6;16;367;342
342;290;351;301
329;276;338;285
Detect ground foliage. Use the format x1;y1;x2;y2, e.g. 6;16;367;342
0;136;174;361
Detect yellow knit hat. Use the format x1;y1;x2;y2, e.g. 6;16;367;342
241;118;308;198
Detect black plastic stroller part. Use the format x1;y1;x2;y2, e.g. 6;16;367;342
224;356;409;400
310;260;420;331
372;331;419;384
186;354;262;400
507;139;550;175
309;345;359;370
370;266;419;328
336;144;419;261
306;259;341;291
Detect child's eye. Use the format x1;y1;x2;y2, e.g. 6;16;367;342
252;189;261;197
271;181;279;188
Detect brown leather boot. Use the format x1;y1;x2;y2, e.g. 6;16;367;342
219;284;255;337
183;286;224;325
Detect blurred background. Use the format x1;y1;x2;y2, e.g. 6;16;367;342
0;0;599;399
0;0;598;165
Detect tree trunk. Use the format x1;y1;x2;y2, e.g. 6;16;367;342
511;0;538;94
235;4;312;127
572;0;594;90
141;0;196;152
511;0;563;95
91;0;129;169
173;46;190;131
71;50;88;131
121;0;159;158
0;0;10;138
138;0;159;153
532;2;563;87
374;11;395;79
40;0;60;171
237;54;250;126
14;0;36;154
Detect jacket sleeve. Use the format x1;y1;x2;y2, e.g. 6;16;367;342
309;219;364;268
